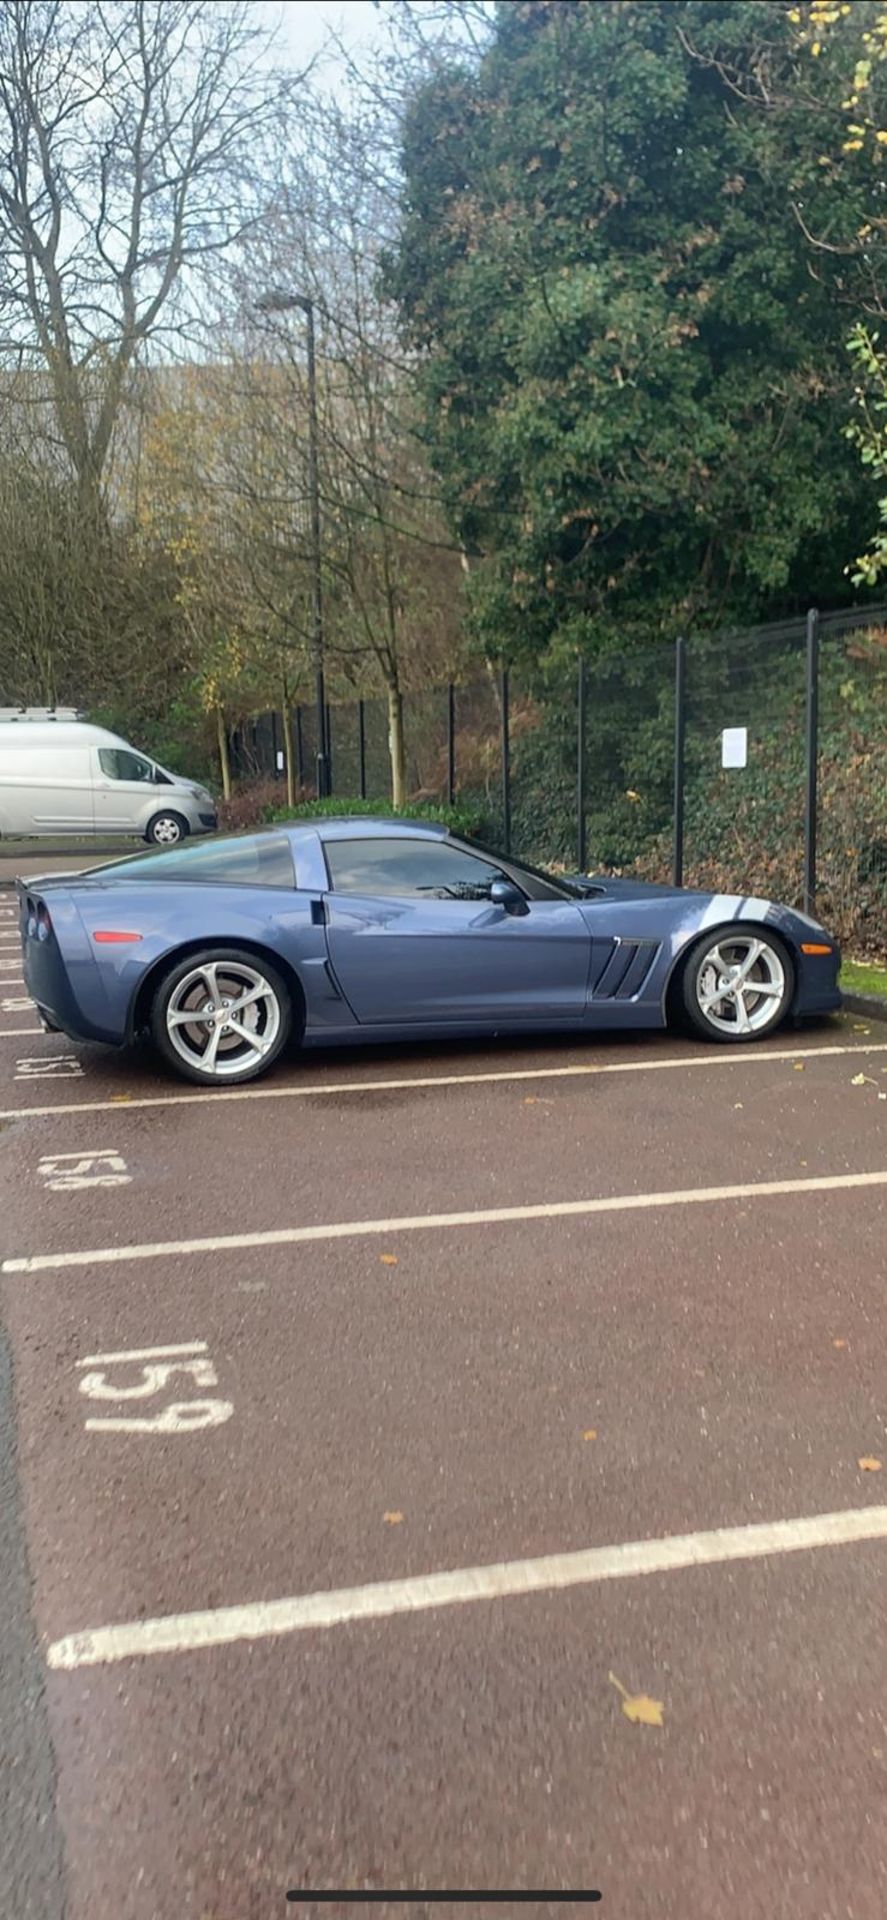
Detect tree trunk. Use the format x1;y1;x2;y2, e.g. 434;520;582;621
387;681;406;810
281;700;296;808
215;705;231;801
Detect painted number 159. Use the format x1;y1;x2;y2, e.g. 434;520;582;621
76;1342;233;1434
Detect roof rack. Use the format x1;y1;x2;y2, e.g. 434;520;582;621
0;706;83;721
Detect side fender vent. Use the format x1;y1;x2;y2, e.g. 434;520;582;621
592;939;661;1001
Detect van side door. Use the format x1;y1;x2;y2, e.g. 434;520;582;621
92;744;156;832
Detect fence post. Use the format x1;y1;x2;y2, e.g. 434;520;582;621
804;607;820;917
326;704;333;794
447;683;456;808
295;707;304;788
501;668;511;853
577;656;587;874
673;635;687;889
358;700;367;799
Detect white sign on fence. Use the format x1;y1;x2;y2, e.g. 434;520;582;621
721;726;748;770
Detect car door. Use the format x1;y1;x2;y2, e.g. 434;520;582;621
92;744;156;830
322;836;593;1025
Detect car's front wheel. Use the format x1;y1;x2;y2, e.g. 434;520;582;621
146;810;189;847
151;948;292;1085
681;929;794;1043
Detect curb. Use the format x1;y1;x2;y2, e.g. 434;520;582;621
842;991;887;1024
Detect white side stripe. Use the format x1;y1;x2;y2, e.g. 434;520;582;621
2;1039;887;1124
5;1167;887;1275
46;1503;887;1669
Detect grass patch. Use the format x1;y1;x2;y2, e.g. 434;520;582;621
840;957;887;999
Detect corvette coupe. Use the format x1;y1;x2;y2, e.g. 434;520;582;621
17;818;841;1086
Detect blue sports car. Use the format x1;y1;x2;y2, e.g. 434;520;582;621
17;818;842;1086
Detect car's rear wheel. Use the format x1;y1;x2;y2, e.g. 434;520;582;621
146;810;189;846
681;928;794;1043
151;948;292;1085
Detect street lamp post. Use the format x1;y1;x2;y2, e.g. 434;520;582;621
255;288;329;798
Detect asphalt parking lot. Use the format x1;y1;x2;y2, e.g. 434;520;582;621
2;878;887;1920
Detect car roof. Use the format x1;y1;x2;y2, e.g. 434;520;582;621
290;817;450;842
0;721;132;747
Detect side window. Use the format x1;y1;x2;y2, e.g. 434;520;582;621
98;748;153;783
325;837;509;900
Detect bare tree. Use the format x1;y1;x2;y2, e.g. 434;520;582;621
230;87;466;806
0;0;303;507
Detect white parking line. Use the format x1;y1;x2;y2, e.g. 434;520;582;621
45;1502;887;1669
78;1342;208;1366
1;1037;886;1123
0;1029;44;1038
5;1166;887;1275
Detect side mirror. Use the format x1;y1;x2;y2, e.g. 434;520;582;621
490;877;529;917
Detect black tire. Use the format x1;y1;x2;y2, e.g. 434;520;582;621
150;946;293;1086
680;926;794;1044
145;810;189;847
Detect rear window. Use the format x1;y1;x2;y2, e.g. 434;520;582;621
84;834;295;890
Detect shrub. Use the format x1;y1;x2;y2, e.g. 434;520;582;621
263;793;489;839
218;778;301;832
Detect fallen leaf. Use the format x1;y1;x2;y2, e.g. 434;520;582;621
110;1093;132;1102
793;1062;805;1072
582;1428;598;1441
832;1338;847;1349
852;1024;871;1033
850;1073;875;1086
609;1672;664;1726
734;1102;744;1110
379;1253;398;1266
858;1457;883;1473
382;1510;404;1524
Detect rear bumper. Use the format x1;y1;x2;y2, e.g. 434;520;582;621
19;885;123;1044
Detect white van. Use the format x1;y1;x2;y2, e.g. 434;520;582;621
0;713;217;844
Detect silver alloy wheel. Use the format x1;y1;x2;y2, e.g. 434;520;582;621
164;960;282;1079
695;935;786;1037
152;814;183;845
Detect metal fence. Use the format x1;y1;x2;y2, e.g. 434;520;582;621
230;602;887;956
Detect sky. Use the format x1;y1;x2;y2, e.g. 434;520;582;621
269;0;387;91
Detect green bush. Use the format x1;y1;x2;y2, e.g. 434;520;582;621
264;793;490;840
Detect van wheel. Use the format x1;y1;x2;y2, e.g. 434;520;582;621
146;811;189;847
